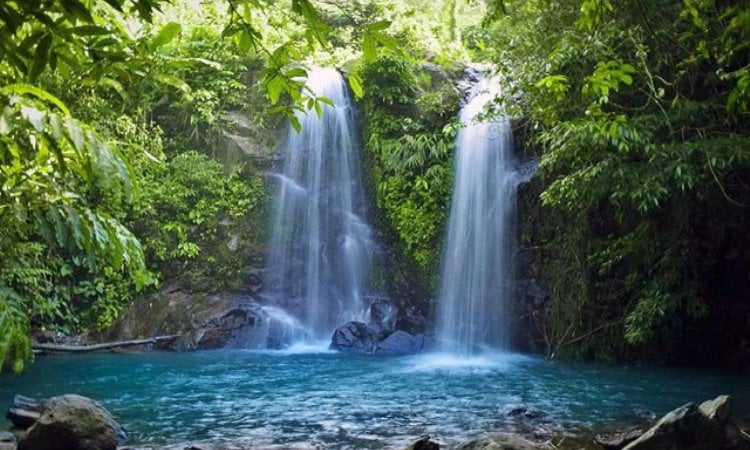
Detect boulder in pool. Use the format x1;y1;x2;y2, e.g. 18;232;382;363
375;330;429;354
622;395;744;450
330;321;377;353
18;394;124;450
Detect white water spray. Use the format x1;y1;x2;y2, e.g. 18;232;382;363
436;76;519;355
266;68;374;343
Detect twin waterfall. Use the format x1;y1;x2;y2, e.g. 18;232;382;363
266;68;373;343
436;78;517;355
262;68;517;355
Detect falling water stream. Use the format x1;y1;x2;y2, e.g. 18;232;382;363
436;76;518;355
265;68;374;344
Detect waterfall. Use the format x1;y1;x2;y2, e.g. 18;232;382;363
266;68;374;343
435;76;518;355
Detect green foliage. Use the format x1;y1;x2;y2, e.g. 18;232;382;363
477;0;750;359
0;0;279;372
131;151;266;290
0;86;153;371
357;55;459;281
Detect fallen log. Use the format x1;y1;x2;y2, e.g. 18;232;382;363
32;335;179;353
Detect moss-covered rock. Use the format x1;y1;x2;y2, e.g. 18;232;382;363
18;395;121;450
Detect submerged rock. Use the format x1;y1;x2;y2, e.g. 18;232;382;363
504;405;546;420
18;394;124;450
456;433;542;449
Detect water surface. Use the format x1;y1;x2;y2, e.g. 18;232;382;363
1;350;748;448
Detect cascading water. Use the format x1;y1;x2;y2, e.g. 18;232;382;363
265;67;374;344
435;75;518;355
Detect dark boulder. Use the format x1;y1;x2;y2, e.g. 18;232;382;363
330;321;377;353
375;331;429;354
194;307;260;349
18;394;124;450
404;435;441;450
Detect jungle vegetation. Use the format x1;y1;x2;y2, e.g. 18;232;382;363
1;0;748;371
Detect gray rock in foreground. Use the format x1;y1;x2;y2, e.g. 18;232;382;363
623;394;747;450
18;394;123;450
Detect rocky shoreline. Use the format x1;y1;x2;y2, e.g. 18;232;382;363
3;393;748;450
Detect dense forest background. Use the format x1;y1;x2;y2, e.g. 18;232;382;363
1;0;748;372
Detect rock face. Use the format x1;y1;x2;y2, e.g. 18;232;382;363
622;395;746;450
216;110;283;171
18;395;122;450
105;289;283;350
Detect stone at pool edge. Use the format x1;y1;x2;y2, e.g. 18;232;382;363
17;394;124;450
621;394;747;450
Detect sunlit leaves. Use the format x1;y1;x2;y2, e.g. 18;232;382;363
155;73;191;93
361;20;399;62
0;0;170;81
150;22;182;50
348;73;364;98
582;60;636;103
291;0;330;47
576;0;613;32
